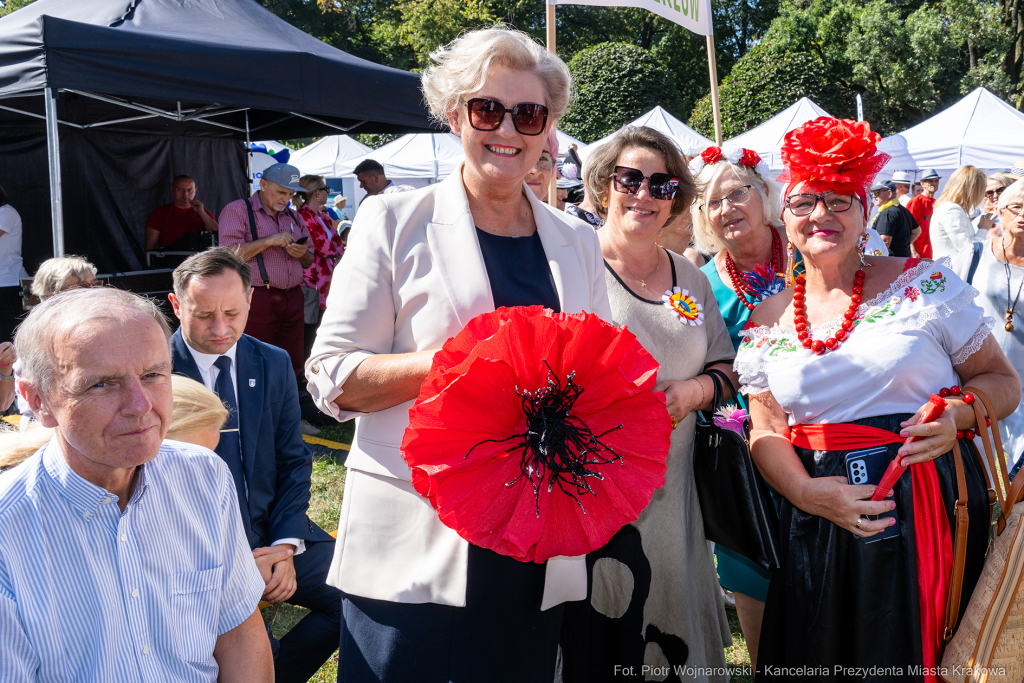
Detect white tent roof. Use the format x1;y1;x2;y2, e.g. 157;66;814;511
555;129;587;155
335;133;465;179
726;98;831;173
583;106;713;158
879;88;1024;180
289;135;372;177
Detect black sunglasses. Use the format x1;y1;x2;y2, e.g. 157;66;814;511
466;98;549;136
610;166;679;201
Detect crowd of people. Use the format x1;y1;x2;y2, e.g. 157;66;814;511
0;23;1022;683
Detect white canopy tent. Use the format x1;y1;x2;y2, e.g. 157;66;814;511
582;106;713;158
555;129;587;156
336;132;465;206
726;98;831;177
878;88;1024;183
289;135;371;176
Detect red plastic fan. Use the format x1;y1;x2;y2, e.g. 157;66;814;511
401;306;671;563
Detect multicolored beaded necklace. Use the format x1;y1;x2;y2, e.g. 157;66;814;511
723;229;783;311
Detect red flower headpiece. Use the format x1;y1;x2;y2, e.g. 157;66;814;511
698;146;761;171
778;117;890;208
401;306;671;563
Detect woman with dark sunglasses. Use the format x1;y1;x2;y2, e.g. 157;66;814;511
559;125;737;682
305;27;612;683
737;117;1018;679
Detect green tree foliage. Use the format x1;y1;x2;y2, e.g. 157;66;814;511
690;0;1024;139
355;133;402;149
560;42;686;143
0;0;34;16
689;43;854;139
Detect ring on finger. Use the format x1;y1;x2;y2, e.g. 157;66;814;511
856;517;863;529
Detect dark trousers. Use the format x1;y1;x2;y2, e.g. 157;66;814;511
0;285;23;345
268;539;342;683
245;286;304;376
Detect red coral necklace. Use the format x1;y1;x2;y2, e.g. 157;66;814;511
792;269;866;355
724;228;782;311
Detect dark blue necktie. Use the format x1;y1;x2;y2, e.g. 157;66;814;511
213;355;255;546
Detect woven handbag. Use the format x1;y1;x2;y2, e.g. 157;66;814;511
940;386;1024;683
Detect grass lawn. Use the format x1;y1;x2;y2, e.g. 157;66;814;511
264;419;754;682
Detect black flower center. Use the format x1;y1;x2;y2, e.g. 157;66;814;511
466;359;623;516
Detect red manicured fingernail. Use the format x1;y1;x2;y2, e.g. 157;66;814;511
891;502;896;510
900;431;909;437
889;519;896;526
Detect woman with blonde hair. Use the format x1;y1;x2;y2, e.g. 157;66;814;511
30;255;97;300
930;164;986;259
0;375;226;472
306;25;605;681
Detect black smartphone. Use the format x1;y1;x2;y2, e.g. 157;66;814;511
845;447;900;543
295;236;309;245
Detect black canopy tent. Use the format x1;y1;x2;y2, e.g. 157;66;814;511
0;0;435;273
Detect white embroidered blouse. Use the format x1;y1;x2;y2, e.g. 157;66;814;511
734;259;994;426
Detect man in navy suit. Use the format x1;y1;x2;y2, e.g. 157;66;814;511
169;247;340;682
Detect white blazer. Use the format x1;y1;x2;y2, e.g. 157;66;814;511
930;202;977;261
306;166;612;608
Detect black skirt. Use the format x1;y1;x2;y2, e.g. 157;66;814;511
756;414;989;682
337;543;564;683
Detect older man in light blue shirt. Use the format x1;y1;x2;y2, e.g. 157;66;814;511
0;287;275;682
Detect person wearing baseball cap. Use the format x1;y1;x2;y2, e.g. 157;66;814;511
906;169;941;258
217;162;313;376
890;170;913;206
869;179;920;257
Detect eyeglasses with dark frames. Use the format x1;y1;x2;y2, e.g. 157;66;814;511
466;98;549;136
986;187;1006;199
785;192;856;217
610;166;679;201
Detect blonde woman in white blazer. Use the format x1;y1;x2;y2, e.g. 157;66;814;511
930;165;986;260
305;27;611;682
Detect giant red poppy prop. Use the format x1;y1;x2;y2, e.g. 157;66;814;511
401;306;671;563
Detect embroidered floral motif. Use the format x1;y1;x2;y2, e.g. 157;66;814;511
662;287;704;326
859;297;901;325
920;271;947;294
904;286;920;302
767;337;799;356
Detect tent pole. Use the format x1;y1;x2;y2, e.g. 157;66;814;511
546;2;557;206
705;35;723;146
44;86;65;257
245;110;254;195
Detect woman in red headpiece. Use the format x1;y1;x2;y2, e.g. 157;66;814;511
735;117;1021;680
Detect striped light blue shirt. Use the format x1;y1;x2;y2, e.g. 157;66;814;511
0;438;265;682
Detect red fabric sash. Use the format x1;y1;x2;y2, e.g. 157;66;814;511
790;422;952;681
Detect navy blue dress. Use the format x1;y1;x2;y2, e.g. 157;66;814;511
338;228;565;682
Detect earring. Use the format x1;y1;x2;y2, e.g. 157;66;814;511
785;242;796;287
858;233;871;267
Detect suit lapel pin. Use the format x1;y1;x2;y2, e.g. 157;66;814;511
249;379;256;388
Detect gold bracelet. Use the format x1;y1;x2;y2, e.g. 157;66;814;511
692;376;706;407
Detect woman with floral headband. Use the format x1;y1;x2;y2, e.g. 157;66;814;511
560;125;735;682
688;143;788;666
736;116;1020;679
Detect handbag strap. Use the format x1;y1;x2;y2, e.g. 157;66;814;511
942;385;1021;641
963;386;1011;526
245;196;271;289
945;439;971;641
703;367;734;411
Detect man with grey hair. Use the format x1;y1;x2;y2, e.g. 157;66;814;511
0;287;273;682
